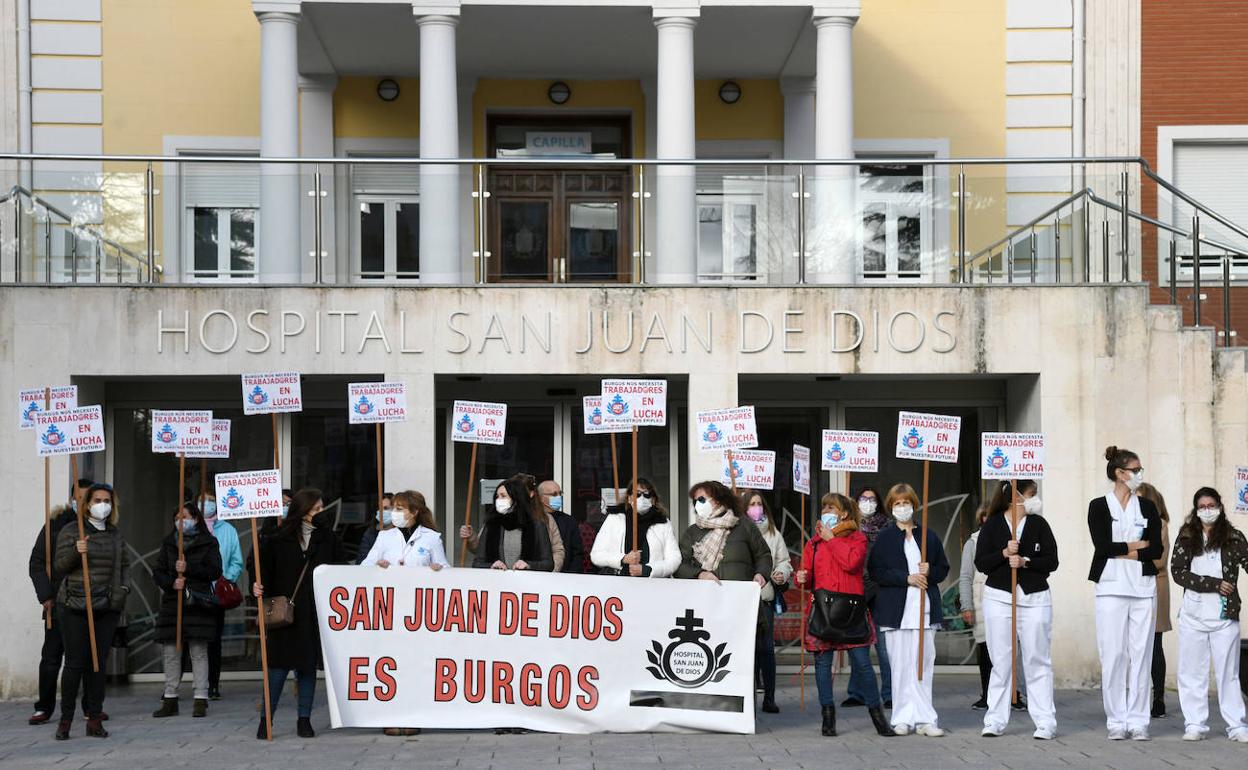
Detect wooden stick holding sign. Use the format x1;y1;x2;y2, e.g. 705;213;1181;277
981;432;1046;707
35;404;104;671
451;400;509;566
792;444;811;711
631;426;639;551
600;380;668;552
43;388;52;630
241;372;303;741
176;452;186;650
894;411;962;680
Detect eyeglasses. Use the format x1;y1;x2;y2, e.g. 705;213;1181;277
637;491;654;499
692;495;708;504
1121;466;1144;474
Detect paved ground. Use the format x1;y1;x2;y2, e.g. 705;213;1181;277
2;677;1246;769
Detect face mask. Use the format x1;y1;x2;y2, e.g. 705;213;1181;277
636;496;654;514
69;498;77;513
858;499;877;516
376;508;393;527
1123;469;1143;491
693;499;715;518
747;504;765;522
820;512;838;530
88;502;111;520
391;508;411;529
179;519;197;535
547;495;564;512
281;504;290;519
1197;506;1222;525
892;504;914;523
311;511;330;528
496;498;513;515
1023;497;1043;516
202;500;217;518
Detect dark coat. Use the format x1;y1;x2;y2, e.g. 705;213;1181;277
974;512;1059;595
867;524;950;629
30;507;77;604
1086;495;1163;582
152;528;223;643
250;522;348;671
473;514;555;571
1171;526;1248;621
54;520;130;613
674;519;773;582
550;511;585;574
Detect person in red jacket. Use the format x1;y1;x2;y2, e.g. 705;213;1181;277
795;493;895;739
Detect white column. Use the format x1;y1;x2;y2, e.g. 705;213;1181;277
416;13;461;284
652;14;697;284
781;77;816;161
810;7;860;284
255;5;302;282
299;75;336;284
385;370;437;499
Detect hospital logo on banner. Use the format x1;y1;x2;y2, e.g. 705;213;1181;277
241;372;303;415
696;406;758;453
348;382;408;425
582;395;629;435
645;610;733;688
34;406;105;457
451;400;508;446
600;379;668;427
150;410;213;454
1234;466;1248;516
895;411;961;463
980;433;1045;480
720;449;775;490
214;469;283;520
19;385;77;430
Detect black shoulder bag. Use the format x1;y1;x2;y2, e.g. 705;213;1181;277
805;537;872;645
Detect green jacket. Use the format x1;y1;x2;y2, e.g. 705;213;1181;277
675;519;773;582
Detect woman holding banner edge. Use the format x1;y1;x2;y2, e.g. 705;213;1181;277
868;483;950;737
472;479;556;572
590;478;681;578
974;479;1059;739
1087;445;1162;741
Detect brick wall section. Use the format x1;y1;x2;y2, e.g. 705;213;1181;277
1142;0;1248;341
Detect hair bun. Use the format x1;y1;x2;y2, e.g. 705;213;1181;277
1104;445;1119;462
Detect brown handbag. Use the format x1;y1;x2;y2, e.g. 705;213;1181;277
262;559;310;630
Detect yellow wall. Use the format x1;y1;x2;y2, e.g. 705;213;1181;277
333;77;420;138
471;80;647;157
694;79;783;142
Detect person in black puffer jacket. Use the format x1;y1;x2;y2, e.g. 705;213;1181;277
152;502;222;720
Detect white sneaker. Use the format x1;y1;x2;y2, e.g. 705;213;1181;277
1229;729;1248;743
1129;728;1150;741
893;724;911;736
1182;729;1204;741
1033;727;1056;740
916;724;945;737
1107;728;1128;741
981;725;1004;738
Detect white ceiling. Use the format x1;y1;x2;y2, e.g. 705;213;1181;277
300;3;817;79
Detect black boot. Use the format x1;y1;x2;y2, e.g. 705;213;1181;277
761;696;779;714
869;706;896;736
257;715;269;740
821;705;837;737
296;717;315;738
192;698;208;718
55;719;71;741
152;697;179;718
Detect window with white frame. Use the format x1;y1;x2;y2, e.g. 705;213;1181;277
351;161;420;281
1169;141;1248;277
696;161;772;282
182;161;259;280
856;162;932;281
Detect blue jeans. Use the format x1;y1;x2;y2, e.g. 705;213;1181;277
267;667;316;719
754;602;777;700
846;618;892;703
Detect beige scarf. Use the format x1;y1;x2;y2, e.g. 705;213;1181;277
692;509;739;573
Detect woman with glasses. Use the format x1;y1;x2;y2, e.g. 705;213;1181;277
1087;445;1163;741
53;483;130;740
1170;487;1248;742
590;477;680;578
674;481;772;587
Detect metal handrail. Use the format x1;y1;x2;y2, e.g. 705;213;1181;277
968;188;1094;263
1;184;154;277
1087;192;1248;260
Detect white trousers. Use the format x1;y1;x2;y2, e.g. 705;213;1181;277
983;598;1056;732
885;628;938;729
1177;618;1248;736
1095;594;1155;731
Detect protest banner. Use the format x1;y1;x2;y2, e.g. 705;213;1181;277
696;406;758;494
35;404;105;669
452;400;509;566
601;380;668;550
1235;466;1248;516
980;432;1046;480
214;469;284;521
894;410;962;678
187;419;231;526
314;566;759;734
721;449;776;491
19;385;77;430
241;372;303;415
349;382;409;546
821;430;879;473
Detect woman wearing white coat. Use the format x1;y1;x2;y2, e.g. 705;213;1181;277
742;489;793;714
1170;486;1248;743
591;478;681;578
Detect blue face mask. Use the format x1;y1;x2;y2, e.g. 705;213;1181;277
202;500;217;518
548;495;564;512
376;508;393;527
281;504;289;519
820;512;838;530
179;519;197;535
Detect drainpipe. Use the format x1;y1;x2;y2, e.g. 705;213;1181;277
17;0;32;188
1072;0;1086;275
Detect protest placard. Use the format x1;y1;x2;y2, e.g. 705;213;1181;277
821;430;880;473
895;411;962;463
696;407;758;452
981;432;1046;480
241;372;303;415
214;469;285;520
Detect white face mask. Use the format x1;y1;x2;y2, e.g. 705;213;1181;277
495;498;513;515
391;508;412;529
1197;506;1222;525
694;499;715;518
858;499;878;516
1023;497;1043;516
892;504;914;523
1123;469;1143;492
89;502;111;520
636;496;654;514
